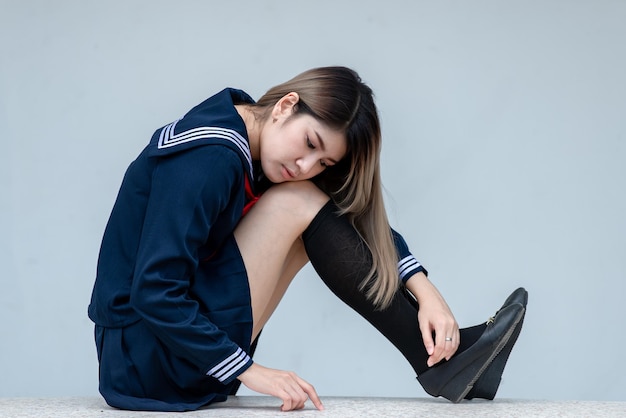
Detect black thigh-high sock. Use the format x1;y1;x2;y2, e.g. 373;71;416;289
302;201;485;376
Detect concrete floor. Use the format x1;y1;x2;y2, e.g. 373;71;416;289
1;396;625;417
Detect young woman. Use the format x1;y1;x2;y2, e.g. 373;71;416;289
88;66;527;412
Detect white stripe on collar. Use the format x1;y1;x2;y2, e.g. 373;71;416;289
158;120;253;180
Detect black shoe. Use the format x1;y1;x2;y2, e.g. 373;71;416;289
417;302;525;403
465;287;528;400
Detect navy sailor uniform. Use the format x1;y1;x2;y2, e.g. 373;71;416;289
88;88;426;412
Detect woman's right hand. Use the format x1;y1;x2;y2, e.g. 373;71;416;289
236;363;324;411
404;272;460;367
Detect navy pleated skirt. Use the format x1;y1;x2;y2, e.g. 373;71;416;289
95;234;253;412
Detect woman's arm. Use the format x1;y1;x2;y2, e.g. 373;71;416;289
130;146;322;410
130;146;253;382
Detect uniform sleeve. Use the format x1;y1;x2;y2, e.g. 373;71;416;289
129;145;252;384
391;228;428;284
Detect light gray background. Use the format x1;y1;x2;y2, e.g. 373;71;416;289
1;0;624;402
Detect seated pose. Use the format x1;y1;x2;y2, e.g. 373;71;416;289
88;66;527;412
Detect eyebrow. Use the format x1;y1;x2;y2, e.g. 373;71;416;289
314;130;339;164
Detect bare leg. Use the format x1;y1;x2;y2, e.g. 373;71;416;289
233;181;329;342
231;182;328;411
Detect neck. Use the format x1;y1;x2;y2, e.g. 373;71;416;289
235;104;261;160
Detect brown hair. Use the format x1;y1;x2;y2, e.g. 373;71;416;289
253;67;398;309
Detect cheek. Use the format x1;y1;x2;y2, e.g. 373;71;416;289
262;129;282;157
303;164;326;180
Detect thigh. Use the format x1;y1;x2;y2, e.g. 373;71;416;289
234;181;329;339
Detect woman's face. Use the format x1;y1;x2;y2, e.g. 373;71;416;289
259;94;347;183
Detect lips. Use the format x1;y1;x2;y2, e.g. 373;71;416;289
281;165;296;180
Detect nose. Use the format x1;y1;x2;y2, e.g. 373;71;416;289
296;155;317;177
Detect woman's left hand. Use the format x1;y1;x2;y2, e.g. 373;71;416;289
405;272;460;367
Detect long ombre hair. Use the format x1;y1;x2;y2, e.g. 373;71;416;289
253;67;398;310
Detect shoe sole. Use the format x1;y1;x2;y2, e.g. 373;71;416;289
466;288;528;400
465;313;525;400
446;306;525;403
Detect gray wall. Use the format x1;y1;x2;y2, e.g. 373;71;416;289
2;0;625;402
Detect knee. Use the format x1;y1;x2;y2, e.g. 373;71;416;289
260;181;330;219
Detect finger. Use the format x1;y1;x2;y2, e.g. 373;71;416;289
430;329;447;366
421;330;438;367
279;389;293;412
281;384;304;412
418;319;435;358
284;379;308;411
280;395;304;412
433;320;458;365
292;387;307;411
443;325;460;361
296;376;324;411
282;396;303;412
449;326;461;359
442;334;454;361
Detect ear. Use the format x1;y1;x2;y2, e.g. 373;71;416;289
271;92;300;121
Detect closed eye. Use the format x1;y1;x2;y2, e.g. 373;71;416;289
308;135;333;168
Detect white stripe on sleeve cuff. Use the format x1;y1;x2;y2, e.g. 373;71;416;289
207;347;251;383
397;255;423;281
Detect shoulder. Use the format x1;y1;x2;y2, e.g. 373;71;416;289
147;89;254;180
148;144;246;213
159;143;245;181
